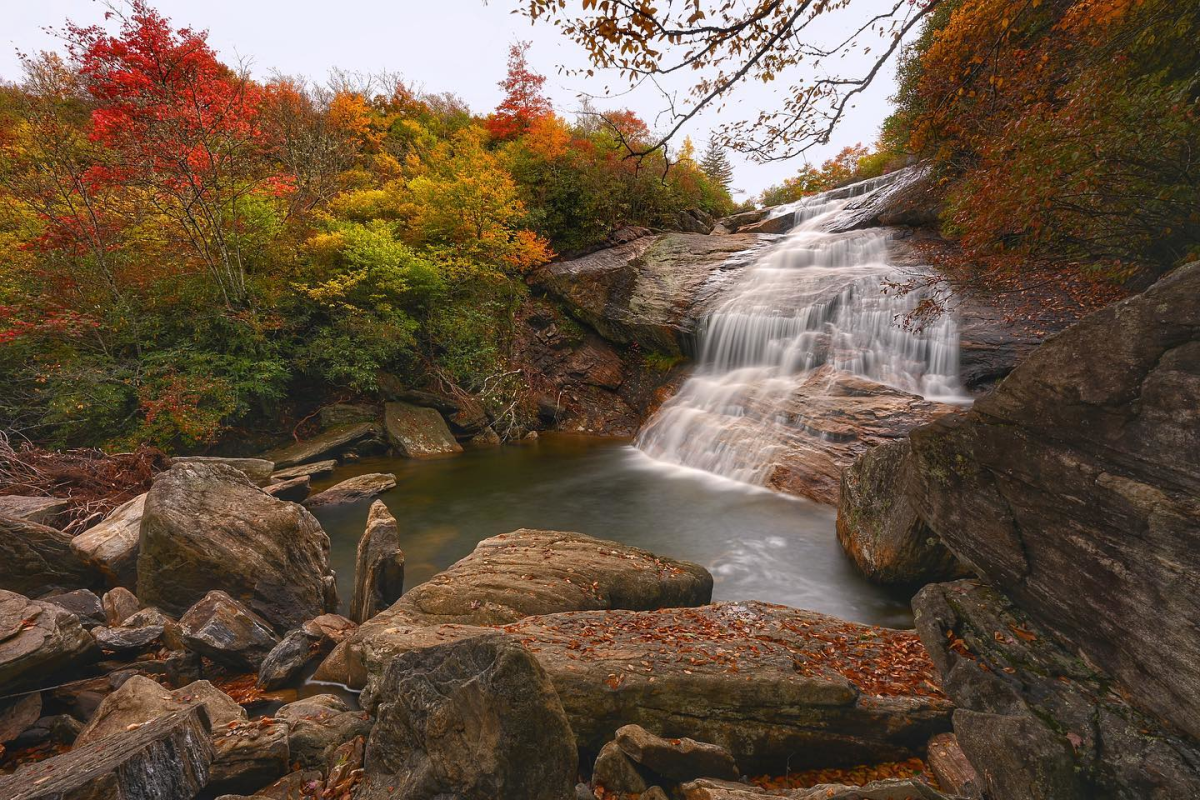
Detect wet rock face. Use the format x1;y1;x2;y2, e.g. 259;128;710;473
914;580;1200;799
836;439;966;586
908;262;1200;740
359;632;577;800
532;232;772;355
0;706;214;800
511;297;688;437
0;515;97;595
138;462;337;630
0;590;97;690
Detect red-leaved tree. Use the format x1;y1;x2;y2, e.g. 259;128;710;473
485;42;553;141
64;0;271;307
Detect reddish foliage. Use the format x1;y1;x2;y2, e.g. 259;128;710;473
485;42;553;141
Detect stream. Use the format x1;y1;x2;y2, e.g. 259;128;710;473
307;434;915;629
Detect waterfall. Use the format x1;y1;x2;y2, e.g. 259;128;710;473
634;172;968;489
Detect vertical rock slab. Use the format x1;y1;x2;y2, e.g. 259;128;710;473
384;401;463;458
908;262;1200;739
358;632;577;800
350;500;405;623
0;705;213;800
138;462;338;631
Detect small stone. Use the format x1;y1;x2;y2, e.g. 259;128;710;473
615;724;739;782
257;628;321;690
102;586;140;626
42;589;105;629
0;693;42;744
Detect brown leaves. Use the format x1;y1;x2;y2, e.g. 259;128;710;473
750;756;937;792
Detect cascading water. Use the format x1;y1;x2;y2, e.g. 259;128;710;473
635;172;969;489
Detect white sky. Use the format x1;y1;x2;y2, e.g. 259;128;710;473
0;0;906;201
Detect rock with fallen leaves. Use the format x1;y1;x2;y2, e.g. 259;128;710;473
208;717;291;795
358;632;577;800
679;777;949;799
0;705;214;800
75;674;245;747
358;601;949;773
274;694;371;771
138;461;338;630
0;589;98;690
914;579;1200;799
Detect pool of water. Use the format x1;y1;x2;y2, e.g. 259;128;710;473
307;434;914;629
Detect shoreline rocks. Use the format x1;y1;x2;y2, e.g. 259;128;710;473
383;401;463;458
350;500;405;624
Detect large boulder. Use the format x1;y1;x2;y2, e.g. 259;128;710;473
0;515;96;595
361;602;950;773
350;500;405;623
304;472;396;508
172;456;275;484
358;632;577;800
138;462;337;630
0;590;97;690
75;674;245;747
836;439;966;585
914;580;1200;799
908;262;1200;740
532;232;771;354
0;496;70;527
264;421;382;469
69;492;145;589
0;706;213;800
384;401;463;458
180;590;280;671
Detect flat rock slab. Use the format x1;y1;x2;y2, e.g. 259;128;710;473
264;422;381;469
304;472;396;508
271;459;338;481
0;496;71;527
0;705;213;800
359;602;950;773
680;777;949;799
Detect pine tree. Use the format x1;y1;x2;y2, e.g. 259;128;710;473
700;137;734;189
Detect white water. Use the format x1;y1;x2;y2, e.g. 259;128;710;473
635;173;969;488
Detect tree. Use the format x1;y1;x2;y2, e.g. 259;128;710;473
485;42;553;141
700;138;734;190
63;0;275;308
521;1;941;160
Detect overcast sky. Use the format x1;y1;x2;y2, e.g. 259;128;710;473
0;0;907;201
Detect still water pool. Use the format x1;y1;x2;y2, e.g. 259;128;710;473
307;434;914;629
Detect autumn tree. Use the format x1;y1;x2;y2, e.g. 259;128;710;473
486;42;553;141
63;0;275;308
